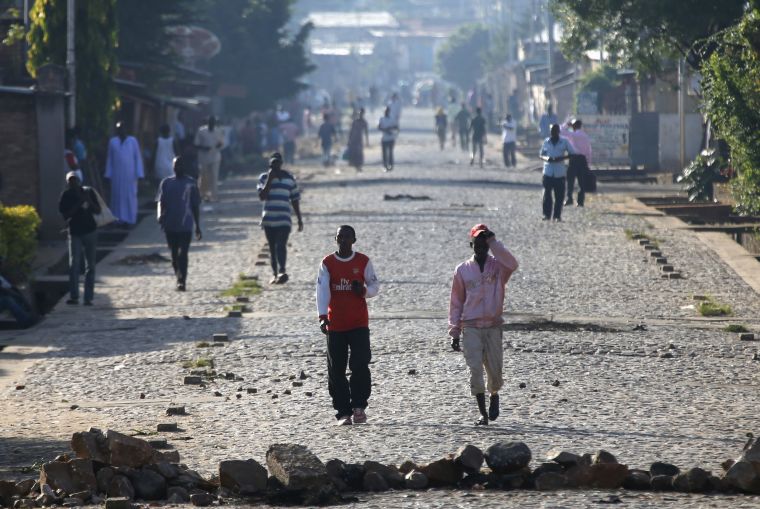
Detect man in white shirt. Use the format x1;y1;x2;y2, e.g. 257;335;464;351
501;114;517;167
378;107;398;171
539;124;576;221
193;116;225;202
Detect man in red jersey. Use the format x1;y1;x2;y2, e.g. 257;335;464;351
316;225;380;425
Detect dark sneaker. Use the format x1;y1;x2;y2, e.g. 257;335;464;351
489;394;500;421
176;283;186;291
564;199;573;206
83;301;93;306
476;415;488;426
66;298;78;305
276;273;289;284
336;415;352;426
542;216;550;221
352;408;367;424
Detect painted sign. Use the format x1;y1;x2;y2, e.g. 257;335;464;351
581;115;630;165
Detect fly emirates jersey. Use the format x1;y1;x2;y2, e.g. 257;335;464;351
316;251;379;332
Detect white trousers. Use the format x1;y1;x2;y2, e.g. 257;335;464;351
462;326;504;396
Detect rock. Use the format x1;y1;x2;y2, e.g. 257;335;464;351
147;438;167;449
518;382;527;389
36;492;56;507
588;463;628;489
650;462;680;477
219;460;267;494
741;334;756;341
96;467;115;494
166;406;186;416
724;459;760;493
128;468;166;500
398;461;419;475
166;487;189;503
721;459;735;471
299;370;308;380
184;376;202;385
363;461;403;488
341;464;366;491
486;469;530;490
266;444;329;491
534;472;566;490
156;423;178;432
362;471;388;492
0;481;15;507
158;450;180;464
484;442;532;474
39;459;97;495
707;474;729;493
13;500;36;509
104;497;131;509
292;381;303;387
189;493;215;506
591;450;617;464
672;467;710;493
404;470;428;490
63;497;82;506
71;431;108;464
420;457;462;486
454;445;484;473
563;465;593;488
546;449;581;467
14;479;36;497
551;379;560;387
623;469;651;490
107;476;134;500
650;475;674;491
213;333;228;342
106;431;156;468
69;490;90;503
532;462;565;478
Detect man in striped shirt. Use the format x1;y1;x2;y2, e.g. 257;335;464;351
257;153;303;284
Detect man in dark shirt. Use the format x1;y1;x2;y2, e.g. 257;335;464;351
58;171;101;305
455;103;471;152
469;107;487;167
156;155;202;291
317;114;337;167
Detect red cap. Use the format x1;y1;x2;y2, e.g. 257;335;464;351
469;223;489;238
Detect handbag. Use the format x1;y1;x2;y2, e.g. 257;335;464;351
582;168;597;193
87;187;117;227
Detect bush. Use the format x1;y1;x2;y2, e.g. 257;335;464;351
677;149;728;202
0;204;41;281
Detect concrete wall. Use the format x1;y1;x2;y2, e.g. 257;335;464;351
0;91;40;209
658;113;702;171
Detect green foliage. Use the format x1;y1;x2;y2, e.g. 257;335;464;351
725;324;749;333
551;0;745;75
220;274;261;298
677;149;726;202
26;0;118;150
181;357;214;369
701;9;760;215
575;65;620;113
435;24;489;90
697;296;733;317
0;205;41;281
200;0;314;112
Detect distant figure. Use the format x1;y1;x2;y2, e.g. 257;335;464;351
539;124;576;221
435;107;448;150
318;113;337;166
448;224;519;426
0;256;36;327
281;120;299;165
388;92;402;127
501;114;517;168
194;115;225;202
378;106;398;171
469;107;487;167
455;103;471;152
154;124;176;181
174;112;186;143
64;134;83;183
538;106;558;139
347;108;369;171
562;118;593;207
59;171;101;305
105;121;144;225
316;225;380;425
447;96;459;146
156;155;202;291
70;127;87;171
257;153;303;284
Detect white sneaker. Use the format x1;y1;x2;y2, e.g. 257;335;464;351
336;415;352;426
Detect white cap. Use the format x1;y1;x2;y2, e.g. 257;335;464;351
66;170;83;181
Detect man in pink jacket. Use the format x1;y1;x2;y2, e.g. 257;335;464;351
448;224;519;425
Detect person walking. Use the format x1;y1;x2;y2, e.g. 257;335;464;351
539;124;576;221
317;113;337;167
447;96;459;147
538;106;558;139
257;153;303;284
378;106;398;171
448;224;519;426
435;107;448;150
154;124;177;181
501;114;517;167
194;115;225;202
455;103;470;152
562;119;593;207
156;156;202;291
316;225;380;425
59;171;101;305
469;107;487;167
347;108;369;171
105;121;144;225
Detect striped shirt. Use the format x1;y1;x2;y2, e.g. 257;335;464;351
257;171;301;228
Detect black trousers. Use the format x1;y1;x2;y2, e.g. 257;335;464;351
263;225;291;275
459;128;469;151
381;140;395;169
502;142;516;167
327;327;371;418
567;155;588;205
165;231;192;284
542;175;566;220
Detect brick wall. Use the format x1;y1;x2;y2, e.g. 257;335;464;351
0;92;39;209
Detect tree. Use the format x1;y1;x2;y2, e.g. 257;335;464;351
26;0;118;150
436;24;489;90
199;0;314;112
551;0;746;74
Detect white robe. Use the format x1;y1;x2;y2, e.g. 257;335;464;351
105;136;144;224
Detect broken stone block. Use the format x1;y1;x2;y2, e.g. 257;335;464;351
183;376;202;385
672;467;710;493
39;459;97;495
485;442;531;474
147;438;167;449
212;333;228;342
190;493;215;507
638;239;650;245
104;497;131;509
649;251;662;257
661;265;674;272
668;272;682;279
292;381;303;387
235;296;249;303
0;481;15;507
651;475;674;491
128;469;166;501
106;431;155;468
107;476;134;500
166;406;186;416
724;460;760;493
656;257;668;264
14;479;36;497
404;470;428;490
156;423;178;432
362;471;388;492
740;333;756;341
534;472;566;490
227;311;242;318
546;449;581;468
71;431;108;464
454;445;483;473
588;463;628;489
623;469;651;490
362;461;403;489
644;244;657;251
419;457;462;486
265;444;329;491
219;460;267;494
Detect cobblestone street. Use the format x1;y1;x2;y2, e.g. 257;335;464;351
3;109;760;507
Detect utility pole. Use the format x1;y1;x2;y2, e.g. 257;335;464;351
66;0;76;129
678;58;686;170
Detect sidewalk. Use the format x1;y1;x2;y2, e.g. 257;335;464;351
2;108;760;507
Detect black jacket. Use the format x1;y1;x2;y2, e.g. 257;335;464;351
58;187;101;236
